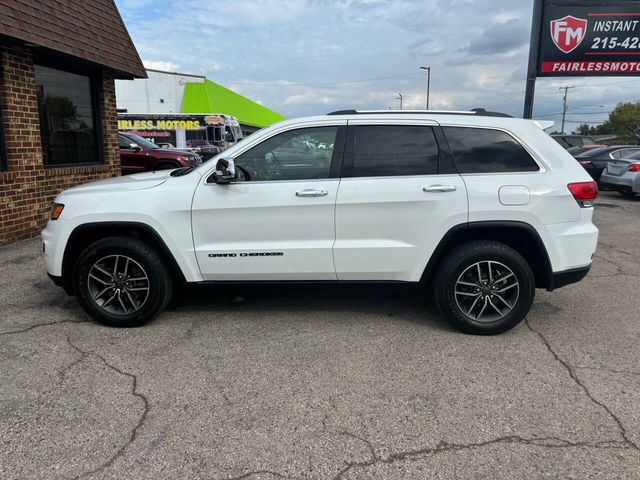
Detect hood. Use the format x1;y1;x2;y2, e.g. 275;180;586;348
63;171;170;195
150;148;197;159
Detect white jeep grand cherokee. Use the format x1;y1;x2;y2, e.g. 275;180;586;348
42;109;599;334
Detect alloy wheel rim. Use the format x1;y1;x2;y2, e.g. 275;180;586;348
87;255;150;315
454;260;519;323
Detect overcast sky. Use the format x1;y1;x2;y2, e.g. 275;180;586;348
116;0;640;133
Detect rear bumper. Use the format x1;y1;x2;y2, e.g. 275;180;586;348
600;171;640;193
536;209;598;275
549;264;591;291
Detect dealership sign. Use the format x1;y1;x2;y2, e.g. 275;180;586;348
524;1;640;117
549;15;587;54
116;114;240;131
117;119;203;130
539;3;640;76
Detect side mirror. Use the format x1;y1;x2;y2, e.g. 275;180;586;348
211;157;237;184
129;143;141;151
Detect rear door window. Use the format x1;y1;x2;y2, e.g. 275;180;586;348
443;127;539;174
343;125;439;177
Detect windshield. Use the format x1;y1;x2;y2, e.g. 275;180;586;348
233;126;244;141
126;133;159;149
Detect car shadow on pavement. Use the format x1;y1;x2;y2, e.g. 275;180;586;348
166;282;456;333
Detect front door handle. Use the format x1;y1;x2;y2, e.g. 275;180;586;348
423;184;457;193
296;189;328;197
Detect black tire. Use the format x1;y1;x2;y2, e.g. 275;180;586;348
433;241;535;335
72;236;172;327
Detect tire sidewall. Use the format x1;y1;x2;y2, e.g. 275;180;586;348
73;238;170;327
438;243;535;335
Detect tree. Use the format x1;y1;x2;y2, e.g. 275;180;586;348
570;103;640;139
574;124;594;135
603;102;640;141
39;95;81;130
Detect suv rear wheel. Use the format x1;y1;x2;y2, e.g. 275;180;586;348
434;241;535;335
72;237;172;327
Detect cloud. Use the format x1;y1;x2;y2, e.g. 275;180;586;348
464;18;530;55
143;60;180;71
116;0;640;133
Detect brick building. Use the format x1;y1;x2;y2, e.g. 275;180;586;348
0;1;145;246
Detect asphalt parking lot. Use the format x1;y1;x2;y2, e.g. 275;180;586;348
1;191;639;479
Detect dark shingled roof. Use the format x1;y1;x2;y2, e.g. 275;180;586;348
0;0;146;78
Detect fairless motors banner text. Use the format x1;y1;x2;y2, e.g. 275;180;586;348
539;3;640;76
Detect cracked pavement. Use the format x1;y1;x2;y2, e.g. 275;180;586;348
1;192;639;479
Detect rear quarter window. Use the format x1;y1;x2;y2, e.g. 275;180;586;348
443;127;539;174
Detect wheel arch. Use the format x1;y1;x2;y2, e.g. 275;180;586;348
61;222;186;295
421;221;554;290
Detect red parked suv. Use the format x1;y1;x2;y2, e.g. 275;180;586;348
119;132;202;175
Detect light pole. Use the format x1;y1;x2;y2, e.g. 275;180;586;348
396;93;403;110
420;66;431;109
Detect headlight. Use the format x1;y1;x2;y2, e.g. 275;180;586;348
50;202;65;220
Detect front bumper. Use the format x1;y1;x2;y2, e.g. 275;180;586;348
47;272;63;287
41;218;72;278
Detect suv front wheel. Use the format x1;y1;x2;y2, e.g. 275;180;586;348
434;241;535;335
73;237;172;327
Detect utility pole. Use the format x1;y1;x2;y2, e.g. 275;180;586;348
559;86;575;134
420;66;431;109
396;93;403;110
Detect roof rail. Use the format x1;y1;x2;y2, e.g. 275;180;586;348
327;108;512;118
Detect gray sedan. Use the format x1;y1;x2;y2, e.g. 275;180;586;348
600;153;640;197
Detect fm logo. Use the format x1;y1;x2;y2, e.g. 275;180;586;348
551;15;588;53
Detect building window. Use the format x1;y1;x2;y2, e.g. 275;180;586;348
35;65;102;167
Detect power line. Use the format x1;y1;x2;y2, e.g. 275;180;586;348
541;78;640;90
563;119;610;124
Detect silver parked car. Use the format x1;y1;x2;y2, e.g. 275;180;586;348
600;152;640;197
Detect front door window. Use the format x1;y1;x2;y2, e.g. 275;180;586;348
234;126;338;181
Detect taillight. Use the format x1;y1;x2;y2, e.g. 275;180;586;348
628;163;640;172
578;160;593;167
567;181;598;207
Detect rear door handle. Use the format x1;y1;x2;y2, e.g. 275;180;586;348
296;189;328;197
423;184;457;193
